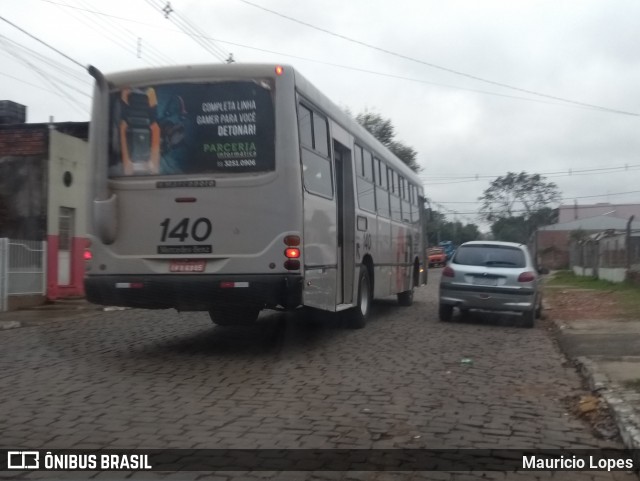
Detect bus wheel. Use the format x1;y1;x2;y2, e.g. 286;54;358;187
209;304;260;326
345;266;371;329
397;288;413;306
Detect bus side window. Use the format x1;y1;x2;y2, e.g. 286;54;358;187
314;115;329;157
354;144;363;175
375;157;390;218
363;150;374;182
300;105;332;198
356;147;376;213
298;104;313;149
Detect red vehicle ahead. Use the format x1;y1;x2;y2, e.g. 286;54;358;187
427;247;447;267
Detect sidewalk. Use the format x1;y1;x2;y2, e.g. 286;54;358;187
0;297;104;330
546;280;640;449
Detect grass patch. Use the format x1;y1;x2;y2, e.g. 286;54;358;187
622;379;640;392
545;270;640;318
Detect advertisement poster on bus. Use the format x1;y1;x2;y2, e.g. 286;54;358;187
108;81;275;176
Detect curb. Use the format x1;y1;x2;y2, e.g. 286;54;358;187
0;320;21;330
575;356;640;450
549;313;640;450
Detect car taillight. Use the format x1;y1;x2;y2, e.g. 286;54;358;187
518;271;535;282
442;266;454;277
83;249;92;261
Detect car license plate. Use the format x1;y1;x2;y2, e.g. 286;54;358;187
169;259;206;272
473;276;498;286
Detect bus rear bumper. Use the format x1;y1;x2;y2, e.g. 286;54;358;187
84;274;304;311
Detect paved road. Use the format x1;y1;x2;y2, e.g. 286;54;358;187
0;271;635;480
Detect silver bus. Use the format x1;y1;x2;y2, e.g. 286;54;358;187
85;63;427;328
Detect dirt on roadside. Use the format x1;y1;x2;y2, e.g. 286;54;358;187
544;287;627;321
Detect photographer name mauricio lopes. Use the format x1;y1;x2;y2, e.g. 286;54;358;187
522;455;634;471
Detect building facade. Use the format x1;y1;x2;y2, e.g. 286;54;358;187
0;119;88;304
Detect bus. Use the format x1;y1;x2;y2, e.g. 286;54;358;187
84;63;427;328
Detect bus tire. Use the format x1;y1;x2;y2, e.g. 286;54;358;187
346;266;371;329
209;304;260;326
397;288;413;306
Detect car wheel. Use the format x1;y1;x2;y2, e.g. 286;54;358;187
209;304;260;326
346;266;371;329
521;308;535;328
535;298;543;319
439;303;454;322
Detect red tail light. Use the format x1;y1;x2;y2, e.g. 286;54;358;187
284;235;300;246
283;236;301;268
83;249;93;261
285;248;300;259
442;266;454;277
518;271;535;282
284;260;300;270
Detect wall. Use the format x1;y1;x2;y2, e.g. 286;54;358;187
534;230;570;269
598;268;628;283
47;129;89;299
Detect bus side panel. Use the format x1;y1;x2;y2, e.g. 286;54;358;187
374;216;392;298
302;191;337;311
391;222;412;294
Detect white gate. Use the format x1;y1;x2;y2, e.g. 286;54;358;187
0;238;47;312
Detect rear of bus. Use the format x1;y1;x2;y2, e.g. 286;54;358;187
84;64;303;324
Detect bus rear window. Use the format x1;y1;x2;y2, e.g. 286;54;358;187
108;81;275;176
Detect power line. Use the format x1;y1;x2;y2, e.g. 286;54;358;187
0;14;85;69
238;0;640;118
52;0;155;67
0;37;88;114
199;38;606;112
0;34;91;87
31;0;639;116
434;189;640;205
0;70;62;95
72;0;175;65
420;164;640;185
144;0;229;62
421;163;640;181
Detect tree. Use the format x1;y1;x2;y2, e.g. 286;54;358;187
355;110;421;172
479;172;560;243
490;216;528;243
425;208;480;246
355;111;394;146
480;172;560;222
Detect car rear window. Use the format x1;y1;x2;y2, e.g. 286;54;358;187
453;245;526;268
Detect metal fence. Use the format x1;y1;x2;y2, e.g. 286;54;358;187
0;238;47;311
570;230;640;283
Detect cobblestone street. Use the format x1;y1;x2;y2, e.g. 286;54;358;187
0;271;635;480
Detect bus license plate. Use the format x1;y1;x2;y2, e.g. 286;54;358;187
169;260;206;273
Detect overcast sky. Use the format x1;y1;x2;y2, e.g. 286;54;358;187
1;0;639;228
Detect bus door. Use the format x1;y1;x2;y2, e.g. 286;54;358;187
333;140;355;306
